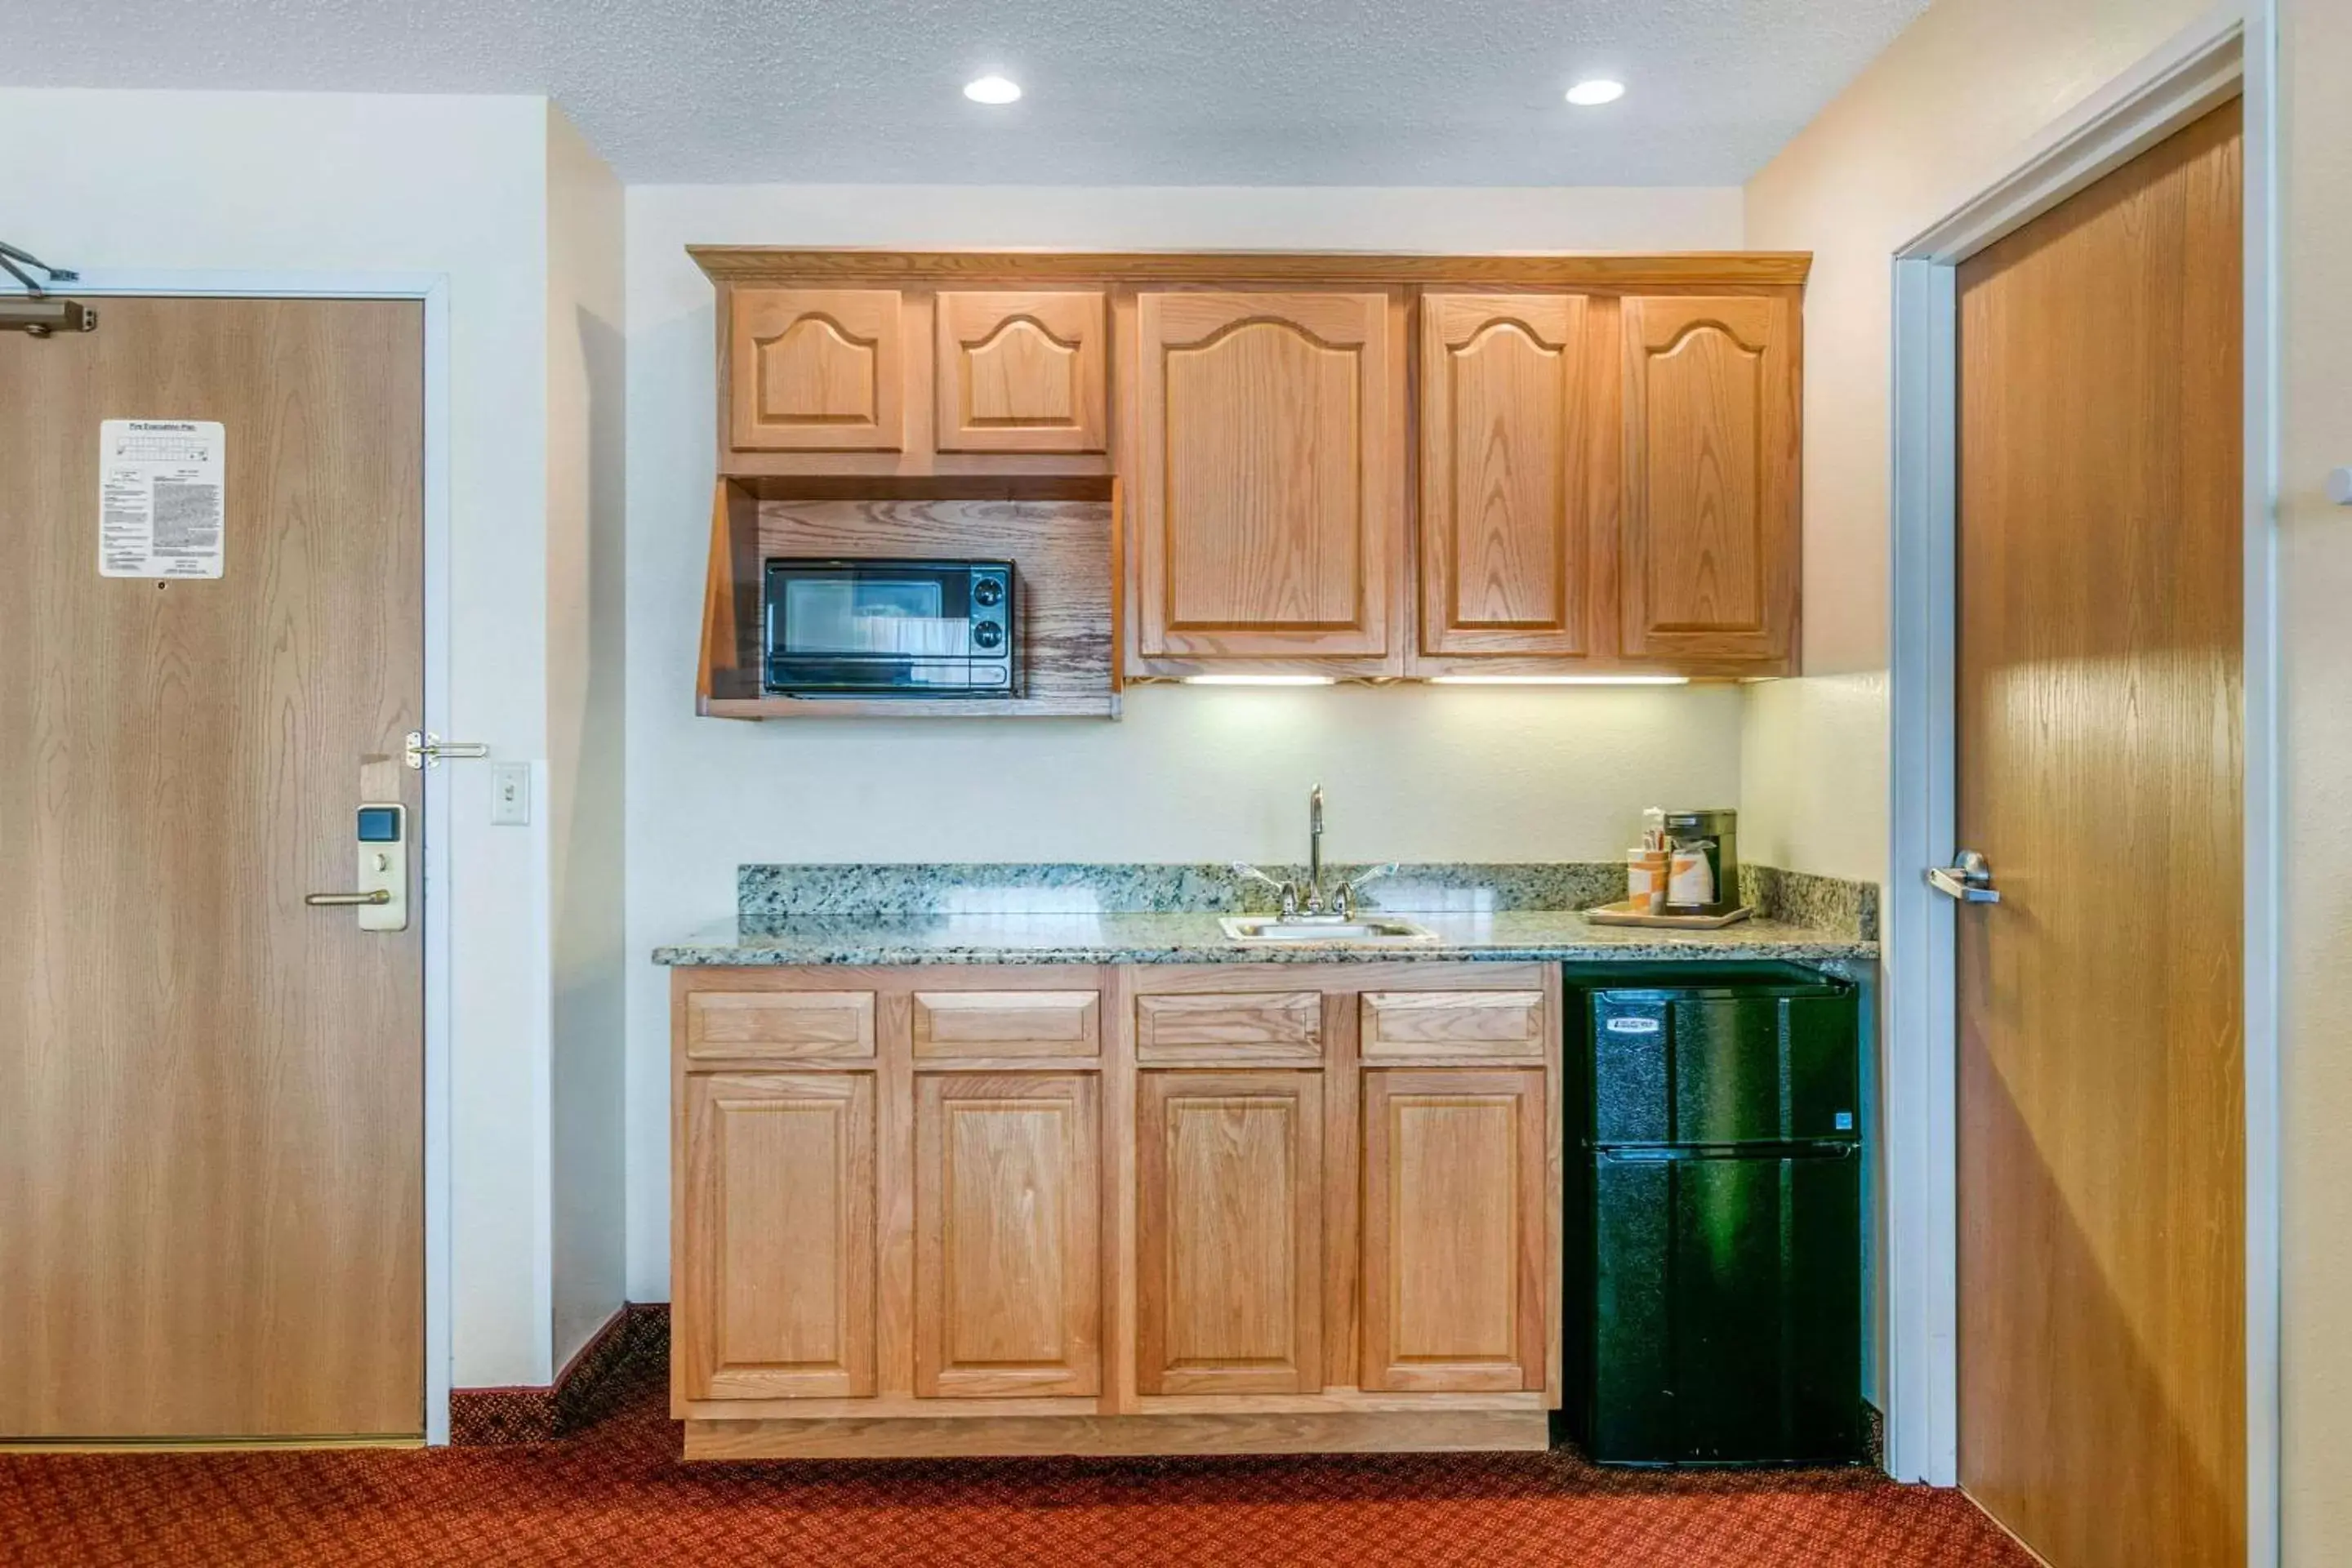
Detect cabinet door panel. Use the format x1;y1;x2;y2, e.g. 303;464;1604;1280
934;292;1108;453
1133;291;1403;668
1360;1069;1545;1392
915;1073;1101;1396
1359;990;1546;1061
1418;294;1601;661
686;990;877;1061
1136;1070;1325;1394
679;1071;876;1400
729;287;906;452
1620;294;1800;666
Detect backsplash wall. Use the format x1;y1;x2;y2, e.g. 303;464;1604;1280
620;181;1751;1300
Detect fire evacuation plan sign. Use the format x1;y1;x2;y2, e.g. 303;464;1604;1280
98;419;225;579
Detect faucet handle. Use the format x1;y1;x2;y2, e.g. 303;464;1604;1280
1229;862;1302;920
1334;862;1399;920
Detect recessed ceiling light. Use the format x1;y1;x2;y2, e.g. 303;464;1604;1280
1565;78;1626;107
964;74;1022;105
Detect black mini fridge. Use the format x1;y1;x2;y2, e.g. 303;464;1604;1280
1559;963;1864;1466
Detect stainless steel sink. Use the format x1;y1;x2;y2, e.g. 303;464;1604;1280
1218;915;1437;945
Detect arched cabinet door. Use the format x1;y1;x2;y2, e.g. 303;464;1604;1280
1619;294;1801;671
933;292;1108;454
728;287;906;452
1416;293;1606;666
1129;290;1406;674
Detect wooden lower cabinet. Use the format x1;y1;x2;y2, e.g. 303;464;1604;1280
677;1070;878;1400
1135;1070;1325;1395
670;962;1561;1459
1360;1068;1548;1392
915;1071;1101;1397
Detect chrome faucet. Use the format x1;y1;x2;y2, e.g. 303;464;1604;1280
1230;785;1398;923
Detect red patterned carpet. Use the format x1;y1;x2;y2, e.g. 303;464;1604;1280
1;1365;2031;1567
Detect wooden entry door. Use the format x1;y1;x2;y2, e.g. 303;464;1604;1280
1954;101;2243;1566
0;298;425;1440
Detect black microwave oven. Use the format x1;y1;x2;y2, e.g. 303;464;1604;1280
762;559;1016;697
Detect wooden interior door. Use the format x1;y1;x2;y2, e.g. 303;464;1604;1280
679;1070;879;1401
1619;292;1800;670
1955;99;2244;1568
0;297;425;1439
913;1071;1101;1397
1359;1068;1546;1392
1134;1069;1325;1395
1130;290;1405;672
1414;293;1606;666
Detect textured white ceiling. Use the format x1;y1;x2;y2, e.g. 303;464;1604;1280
2;0;1928;185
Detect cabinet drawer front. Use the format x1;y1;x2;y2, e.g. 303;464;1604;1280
912;991;1101;1058
1360;991;1546;1060
1135;991;1324;1063
686;991;877;1060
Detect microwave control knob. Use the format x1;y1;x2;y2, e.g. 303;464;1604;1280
973;577;1005;607
973;621;1005;650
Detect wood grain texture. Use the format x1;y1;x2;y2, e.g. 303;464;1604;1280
685;990;876;1060
914;1073;1101;1397
0;297;424;1441
1955;100;2243;1568
698;496;1116;719
1619;292;1800;670
684;1408;1549;1460
935;292;1108;454
691;247;1812;288
1136;1071;1325;1395
1134;990;1324;1062
1130;290;1406;674
679;1071;878;1401
1415;294;1602;663
913;991;1101;1058
1359;1070;1547;1393
728;287;906;452
1358;991;1546;1061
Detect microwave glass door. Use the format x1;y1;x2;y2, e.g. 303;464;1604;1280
777;575;968;658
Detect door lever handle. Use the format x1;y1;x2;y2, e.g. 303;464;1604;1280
1927;850;2001;904
305;889;393;906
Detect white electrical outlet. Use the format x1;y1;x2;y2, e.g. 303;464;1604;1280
490;762;531;826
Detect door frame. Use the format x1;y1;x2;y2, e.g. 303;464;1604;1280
1882;6;2279;1564
59;270;457;1446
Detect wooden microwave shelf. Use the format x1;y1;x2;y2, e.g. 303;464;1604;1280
696;479;1121;719
689;247;1811;711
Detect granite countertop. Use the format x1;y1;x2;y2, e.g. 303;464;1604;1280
653;907;1876;967
653;862;1881;968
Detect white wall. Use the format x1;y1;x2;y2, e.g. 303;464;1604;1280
0;88;568;1388
1739;0;2218;898
620;182;1748;1298
545;106;630;1370
2276;0;2352;1555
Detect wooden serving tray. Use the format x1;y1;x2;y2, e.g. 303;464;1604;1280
1584;901;1754;929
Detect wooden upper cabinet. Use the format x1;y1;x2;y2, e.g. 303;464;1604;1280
934;292;1108;453
1131;290;1406;672
1619;293;1802;670
728;287;906;452
914;1072;1101;1397
1416;294;1606;665
1135;1069;1325;1394
1359;1068;1547;1393
677;1071;877;1400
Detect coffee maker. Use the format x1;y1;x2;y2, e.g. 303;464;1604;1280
1661;808;1740;917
